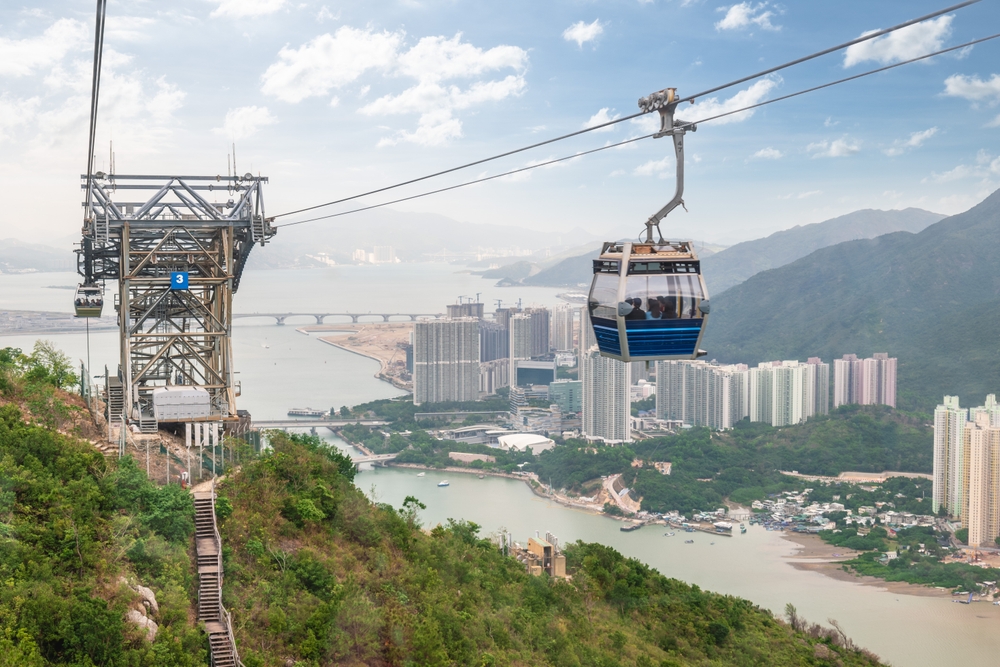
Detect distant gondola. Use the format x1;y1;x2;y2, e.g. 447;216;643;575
588;86;709;362
73;283;104;318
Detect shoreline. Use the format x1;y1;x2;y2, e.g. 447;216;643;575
384;462;611;517
779;532;952;599
309;327;412;391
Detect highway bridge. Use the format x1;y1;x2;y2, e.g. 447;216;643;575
233;312;445;325
252;419;388;428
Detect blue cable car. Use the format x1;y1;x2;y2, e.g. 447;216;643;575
588;241;709;362
74;283;104;318
588;86;709;362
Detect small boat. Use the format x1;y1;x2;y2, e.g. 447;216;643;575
478;474;485;479
740;523;747;534
620;523;642;532
438;481;450;487
416;472;425;477
664;532;675;537
684;539;694;544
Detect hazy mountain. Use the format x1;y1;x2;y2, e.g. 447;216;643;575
246;208;601;269
702;208;945;296
700;190;1000;413
0;239;75;273
521;240;726;289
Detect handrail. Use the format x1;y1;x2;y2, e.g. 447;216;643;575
209;477;244;667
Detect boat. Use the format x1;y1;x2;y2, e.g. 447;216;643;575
478;474;485;479
740;523;747;534
713;521;734;533
664;532;675;537
620;523;643;532
684;539;694;544
287;408;327;417
416;472;425;477
438;481;450;487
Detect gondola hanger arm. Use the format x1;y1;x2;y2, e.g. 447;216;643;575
638;88;697;243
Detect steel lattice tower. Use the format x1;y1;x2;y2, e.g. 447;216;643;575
78;173;274;431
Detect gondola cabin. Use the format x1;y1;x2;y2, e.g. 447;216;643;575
74;283;104;318
588;241;709;362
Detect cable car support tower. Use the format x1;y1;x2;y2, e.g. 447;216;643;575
77;0;274;433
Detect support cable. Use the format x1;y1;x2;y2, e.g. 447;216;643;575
84;0;107;219
269;0;980;220
274;32;1000;230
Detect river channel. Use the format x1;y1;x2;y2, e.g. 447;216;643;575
3;266;999;666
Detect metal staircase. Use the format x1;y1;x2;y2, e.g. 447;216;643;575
194;484;243;667
107;376;124;422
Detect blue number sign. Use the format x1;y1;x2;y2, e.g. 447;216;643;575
170;272;189;290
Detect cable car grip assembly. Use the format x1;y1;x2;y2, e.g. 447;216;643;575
637;87;697;244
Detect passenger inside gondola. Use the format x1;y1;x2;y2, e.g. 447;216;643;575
646;299;662;319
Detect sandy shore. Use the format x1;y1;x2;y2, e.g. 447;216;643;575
303;323;413;390
780;532;951;598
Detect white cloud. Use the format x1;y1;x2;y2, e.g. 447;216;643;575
0;18;88;77
883;127;938;156
210;0;287;18
824;116;838;127
634;156;672;176
106;16;156;43
563;20;605;47
987;114;1000;128
583;108;620;132
213;106;277;140
358;34;528;147
778;190;822;200
715;3;780;32
316;6;338;22
942;73;1000;103
687;76;779;124
923;150;1000;183
0;97;41;143
261;27;402;103
843;16;951;68
807;137;861;158
751;147;782;159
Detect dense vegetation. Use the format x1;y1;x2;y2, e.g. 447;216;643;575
0;387;206;664
702;188;1000;412
219;431;884;666
829;526;1000;591
526;406;930;514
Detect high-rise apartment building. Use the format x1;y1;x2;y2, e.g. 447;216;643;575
934;394;1000;546
833;353;897;408
447;302;485;319
582;347;631;443
549;379;583;413
412;318;480;405
579;306;596;353
523;308;551;356
655;360;748;430
747;359;829;426
933;396;967;516
479;321;507;362
372;246;397;263
965;413;1000;547
550;306;575;352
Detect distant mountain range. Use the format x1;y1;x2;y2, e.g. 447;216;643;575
701;189;1000;413
247;209;601;269
0;239;75;273
701;208;945;296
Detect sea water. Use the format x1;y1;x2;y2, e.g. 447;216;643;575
2;266;997;667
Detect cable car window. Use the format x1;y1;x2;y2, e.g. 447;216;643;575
624;274;705;320
588;272;619;320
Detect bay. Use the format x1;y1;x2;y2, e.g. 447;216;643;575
3;266;998;666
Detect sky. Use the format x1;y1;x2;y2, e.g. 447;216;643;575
1;0;999;247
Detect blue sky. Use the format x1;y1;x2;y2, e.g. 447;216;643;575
1;0;998;246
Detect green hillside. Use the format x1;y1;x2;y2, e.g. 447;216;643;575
701;208;943;296
218;431;884;666
701;189;1000;412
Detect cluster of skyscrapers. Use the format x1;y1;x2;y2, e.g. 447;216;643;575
413;301;898;445
654;353;896;430
412;301;578;407
933;395;1000;547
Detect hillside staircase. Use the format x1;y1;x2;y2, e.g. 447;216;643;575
194;484;243;667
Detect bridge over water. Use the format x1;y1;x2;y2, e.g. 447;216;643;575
233;312;445;325
252;419;388;428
